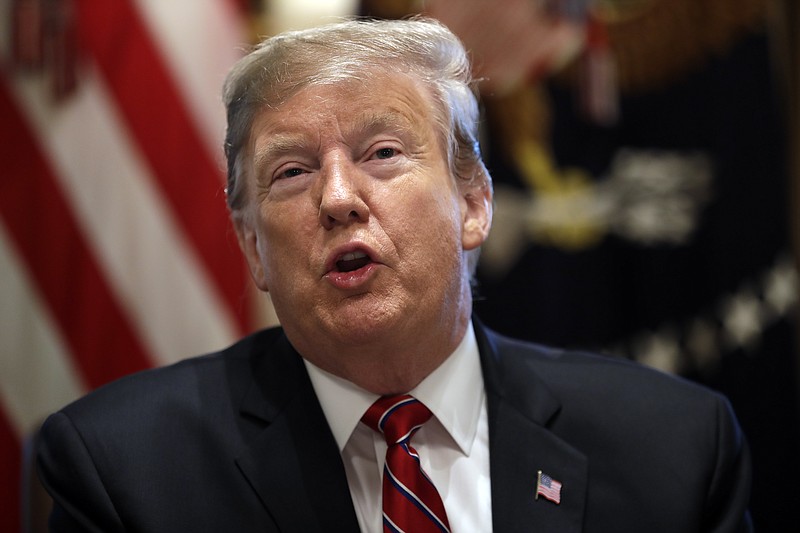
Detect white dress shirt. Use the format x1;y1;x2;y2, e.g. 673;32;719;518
304;322;492;532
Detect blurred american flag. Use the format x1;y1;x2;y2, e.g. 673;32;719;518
0;1;259;529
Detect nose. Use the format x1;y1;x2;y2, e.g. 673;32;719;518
317;154;369;230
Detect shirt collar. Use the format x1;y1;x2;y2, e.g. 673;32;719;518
304;321;483;456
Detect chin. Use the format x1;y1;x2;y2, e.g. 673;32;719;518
324;296;409;343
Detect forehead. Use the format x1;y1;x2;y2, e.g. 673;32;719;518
251;72;440;147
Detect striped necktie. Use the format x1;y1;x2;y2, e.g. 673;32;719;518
362;395;451;533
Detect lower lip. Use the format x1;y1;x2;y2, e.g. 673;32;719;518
324;262;379;290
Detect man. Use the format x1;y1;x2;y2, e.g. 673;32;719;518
37;17;751;532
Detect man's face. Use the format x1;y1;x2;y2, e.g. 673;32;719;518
235;72;490;369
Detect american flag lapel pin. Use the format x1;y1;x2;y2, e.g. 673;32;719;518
535;470;562;505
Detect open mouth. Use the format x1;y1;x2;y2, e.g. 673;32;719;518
335;251;371;272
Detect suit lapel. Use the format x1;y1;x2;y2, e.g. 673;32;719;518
230;322;587;531
234;333;360;532
476;321;588;532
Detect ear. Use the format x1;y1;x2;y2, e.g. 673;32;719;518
233;213;270;292
460;174;493;251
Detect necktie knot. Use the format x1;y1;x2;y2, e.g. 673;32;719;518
362;395;433;446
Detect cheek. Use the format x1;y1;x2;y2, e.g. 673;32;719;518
256;208;311;280
399;187;463;256
427;185;463;236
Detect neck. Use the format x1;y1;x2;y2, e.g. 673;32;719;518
293;305;472;396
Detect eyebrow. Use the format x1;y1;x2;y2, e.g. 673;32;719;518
349;110;418;143
252;134;310;178
251;108;425;177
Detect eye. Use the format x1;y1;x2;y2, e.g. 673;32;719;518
373;147;397;160
276;167;304;180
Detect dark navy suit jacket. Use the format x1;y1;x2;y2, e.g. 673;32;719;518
37;320;752;531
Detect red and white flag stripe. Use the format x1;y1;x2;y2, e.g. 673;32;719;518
0;1;258;530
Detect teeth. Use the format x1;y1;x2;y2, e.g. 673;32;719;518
340;251;367;261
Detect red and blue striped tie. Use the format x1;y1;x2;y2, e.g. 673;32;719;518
362;395;451;533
